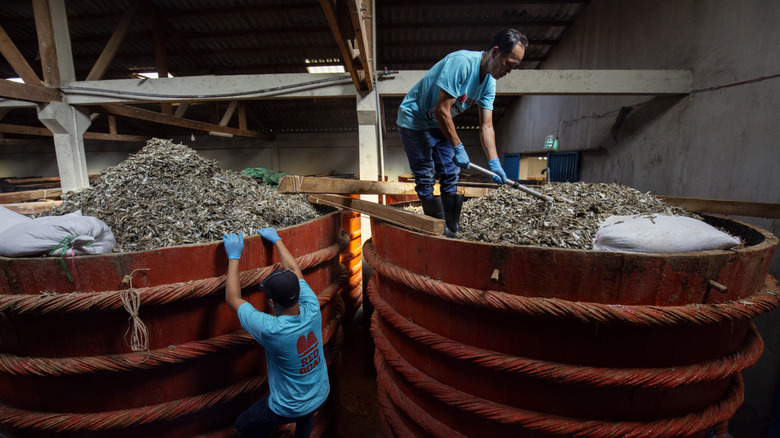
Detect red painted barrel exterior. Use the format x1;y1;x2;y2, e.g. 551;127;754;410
0;210;344;438
366;215;779;437
340;195;363;319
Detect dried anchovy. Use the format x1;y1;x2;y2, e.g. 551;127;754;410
458;183;699;249
41;138;319;252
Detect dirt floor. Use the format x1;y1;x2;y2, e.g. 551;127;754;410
328;308;381;438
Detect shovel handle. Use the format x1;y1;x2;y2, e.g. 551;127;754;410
468;163;554;203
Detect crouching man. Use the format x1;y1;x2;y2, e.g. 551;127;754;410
222;227;329;438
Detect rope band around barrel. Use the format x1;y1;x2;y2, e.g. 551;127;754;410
363;241;780;327
368;277;763;389
0;265;347;378
373;324;744;438
0;375;268;432
0;233;347;318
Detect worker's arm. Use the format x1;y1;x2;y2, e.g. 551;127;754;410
478;107;498;160
222;233;249;312
435;90;471;169
258;227;303;279
435;90;461;147
479;107;507;183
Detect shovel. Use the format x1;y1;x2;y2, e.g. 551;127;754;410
468;163;555;203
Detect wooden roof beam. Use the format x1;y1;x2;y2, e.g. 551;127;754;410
0;122;147;142
99;103;275;140
0;78;58;103
348;0;373;89
85;0;140;81
319;0;371;91
0;24;43;86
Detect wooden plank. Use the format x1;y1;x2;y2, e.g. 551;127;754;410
85;1;140;81
0;79;59;103
279;176;491;197
1;200;61;215
0;24;42;85
658;196;780;219
0;188;62;203
100;103;275;140
308;194;444;235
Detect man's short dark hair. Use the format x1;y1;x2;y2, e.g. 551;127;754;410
487;28;529;54
260;269;300;308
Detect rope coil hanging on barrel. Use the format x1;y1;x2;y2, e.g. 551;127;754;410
120;268;151;361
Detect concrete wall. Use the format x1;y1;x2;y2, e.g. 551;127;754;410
495;0;780;435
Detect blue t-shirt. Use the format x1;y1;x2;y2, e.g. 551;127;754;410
237;279;329;417
396;50;496;130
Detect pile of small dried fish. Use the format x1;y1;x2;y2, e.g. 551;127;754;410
42;138;320;251
458;183;699;249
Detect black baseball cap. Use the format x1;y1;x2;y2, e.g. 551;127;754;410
260;269;300;307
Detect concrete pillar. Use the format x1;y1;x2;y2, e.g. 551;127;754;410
37;101;91;193
356;90;379;241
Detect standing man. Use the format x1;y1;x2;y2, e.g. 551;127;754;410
396;28;528;236
222;228;329;438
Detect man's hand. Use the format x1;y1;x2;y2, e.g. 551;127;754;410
488;158;507;184
453;143;470;169
258;227;282;244
222;233;244;260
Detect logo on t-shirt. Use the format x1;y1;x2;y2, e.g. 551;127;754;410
297;331;321;375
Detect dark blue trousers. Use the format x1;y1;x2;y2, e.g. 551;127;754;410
235;395;319;438
399;127;460;199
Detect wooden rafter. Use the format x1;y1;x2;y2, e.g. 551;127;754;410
85;0;140;81
152;8;173;115
0;122;146;142
348;0;373;87
0;79;58;103
219;101;239;126
31;0;60;86
319;0;372;91
99;103;275;140
0;24;42;85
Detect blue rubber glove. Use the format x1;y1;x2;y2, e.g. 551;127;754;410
222;233;244;260
453;143;470;169
488;158;507;184
258;227;282;244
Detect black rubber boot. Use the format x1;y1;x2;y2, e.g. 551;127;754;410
420;197;456;237
441;193;464;235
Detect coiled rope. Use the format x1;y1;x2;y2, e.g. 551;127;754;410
0;273;346;433
0;234;347;318
0;376;268;432
363;241;780;327
368;277;764;389
0;235;348;434
0;267;346;378
374;328;744;438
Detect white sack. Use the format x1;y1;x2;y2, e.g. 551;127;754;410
593;214;741;253
0;205;33;234
0;210;116;257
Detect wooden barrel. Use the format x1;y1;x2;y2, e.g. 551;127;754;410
339;196;363;320
365;215;779;437
0;210;345;438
